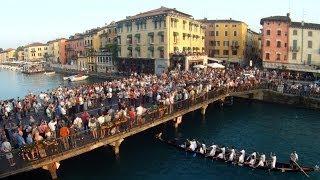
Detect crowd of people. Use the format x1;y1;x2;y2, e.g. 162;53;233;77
0;67;320;168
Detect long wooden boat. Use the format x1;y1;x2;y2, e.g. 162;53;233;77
156;134;317;173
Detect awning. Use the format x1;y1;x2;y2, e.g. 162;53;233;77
158;31;164;36
135;46;140;51
207;57;223;63
157;46;164;51
183;47;188;51
174;47;179;51
135;34;140;38
148;32;154;36
207;63;225;69
127;46;132;50
173;32;179;36
127;34;132;38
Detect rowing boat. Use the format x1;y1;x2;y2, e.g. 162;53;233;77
156;134;316;173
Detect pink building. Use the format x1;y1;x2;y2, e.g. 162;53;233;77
66;34;84;64
59;39;67;64
260;14;291;64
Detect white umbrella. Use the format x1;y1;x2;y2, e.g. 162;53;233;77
207;63;225;69
193;64;206;69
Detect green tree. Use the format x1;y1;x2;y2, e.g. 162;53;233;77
0;48;3;52
14;46;24;59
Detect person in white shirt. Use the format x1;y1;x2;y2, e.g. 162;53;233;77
238;150;245;164
73;117;83;130
97;115;106;138
48;119;57;138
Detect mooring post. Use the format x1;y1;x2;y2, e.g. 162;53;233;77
174;116;182;128
201;104;208;115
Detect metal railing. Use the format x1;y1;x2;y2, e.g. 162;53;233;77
0;82;319;176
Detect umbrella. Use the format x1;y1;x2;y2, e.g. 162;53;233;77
207;63;225;69
193;64;206;69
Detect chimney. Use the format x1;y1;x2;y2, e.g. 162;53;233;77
286;13;290;17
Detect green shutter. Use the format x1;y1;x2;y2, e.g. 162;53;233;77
135;34;140;38
158;31;164;36
148;32;154;36
157;46;164;51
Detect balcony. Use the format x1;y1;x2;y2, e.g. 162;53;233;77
231;44;239;50
290;46;300;52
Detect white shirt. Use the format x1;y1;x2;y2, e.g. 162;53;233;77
73;117;83;128
136;106;144;116
48;121;57;132
97;116;105;125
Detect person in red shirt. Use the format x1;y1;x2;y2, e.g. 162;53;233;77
59;124;70;150
81;111;90;130
128;107;136;128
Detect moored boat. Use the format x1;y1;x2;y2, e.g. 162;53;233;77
63;74;88;82
156;134;317;173
44;71;55;75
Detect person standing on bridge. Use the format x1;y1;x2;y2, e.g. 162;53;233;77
1;138;15;167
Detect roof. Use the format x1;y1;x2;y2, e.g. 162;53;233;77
25;42;46;48
199;18;244;24
118;6;192;22
291;21;320;30
260;15;291;25
47;38;67;44
248;29;260;35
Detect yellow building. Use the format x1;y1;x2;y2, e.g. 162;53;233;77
0;49;16;62
0;51;6;63
116;6;205;74
24;43;49;62
17;51;25;61
201;19;248;64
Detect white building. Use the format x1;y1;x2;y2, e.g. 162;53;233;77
288;22;320;66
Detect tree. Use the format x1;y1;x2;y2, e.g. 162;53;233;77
14;46;24;59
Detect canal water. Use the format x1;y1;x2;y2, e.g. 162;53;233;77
1;69;320;180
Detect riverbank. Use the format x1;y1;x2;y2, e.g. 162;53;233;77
236;89;320;110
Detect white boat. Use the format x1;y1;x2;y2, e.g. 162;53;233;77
44;71;55;75
63;75;88;82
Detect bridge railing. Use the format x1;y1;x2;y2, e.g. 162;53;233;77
0;83;279;175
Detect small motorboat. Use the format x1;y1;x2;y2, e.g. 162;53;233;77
44;71;55;75
63;74;88;82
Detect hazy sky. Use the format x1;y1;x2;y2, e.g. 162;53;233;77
1;0;319;49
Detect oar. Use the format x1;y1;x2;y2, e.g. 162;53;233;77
293;161;310;178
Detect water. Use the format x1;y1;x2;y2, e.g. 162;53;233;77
1;69;320;180
0;69;104;100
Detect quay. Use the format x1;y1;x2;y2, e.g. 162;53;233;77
1;84;319;179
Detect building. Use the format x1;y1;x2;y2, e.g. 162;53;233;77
116;6;205;74
260;14;291;67
288;22;320;66
0;51;6;63
245;29;261;66
84;28;100;72
100;22;118;49
47;39;67;64
96;52;116;73
5;48;16;61
66;34;84;65
201;19;249;64
17;50;24;61
24;43;49;62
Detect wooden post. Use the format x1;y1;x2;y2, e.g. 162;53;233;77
110;138;124;157
201;104;208;115
42;162;60;180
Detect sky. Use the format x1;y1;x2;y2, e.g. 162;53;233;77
0;0;319;49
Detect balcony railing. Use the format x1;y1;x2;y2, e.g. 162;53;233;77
290;46;300;52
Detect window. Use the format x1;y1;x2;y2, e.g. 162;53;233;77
293;40;297;48
214;50;220;55
160;35;164;43
266;30;270;35
149;36;154;44
233;31;237;36
308;41;312;48
292;53;297;60
276;54;280;61
307;54;312;64
293;30;297;35
266;53;270;60
277;41;281;48
232;25;237;27
232;50;237;55
183;22;186;29
216;41;220;46
216;24;219;27
266;40;270;47
154;21;158;29
159;49;164;58
225;31;228;36
223;50;229;55
284;43;287;48
308;31;313;37
277;30;281;36
223;41;229;46
210;31;215;36
225;25;228;27
215;31;219;36
209;41;214;46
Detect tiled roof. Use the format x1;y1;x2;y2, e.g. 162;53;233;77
260;16;291;25
25;42;46;47
291;21;320;30
119;6;191;22
199;19;244;24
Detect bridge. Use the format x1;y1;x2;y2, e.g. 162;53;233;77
0;85;268;179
